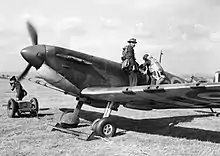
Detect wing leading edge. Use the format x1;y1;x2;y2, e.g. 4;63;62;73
81;83;220;110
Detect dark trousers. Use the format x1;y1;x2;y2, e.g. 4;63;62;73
16;89;27;101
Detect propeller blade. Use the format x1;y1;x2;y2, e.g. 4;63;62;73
27;21;38;45
17;64;32;81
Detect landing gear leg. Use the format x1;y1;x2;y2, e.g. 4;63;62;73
89;102;119;139
50;101;119;140
59;101;83;128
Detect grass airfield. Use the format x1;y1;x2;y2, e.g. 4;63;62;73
1;79;220;156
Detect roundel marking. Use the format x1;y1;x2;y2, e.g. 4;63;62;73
186;89;220;102
197;92;220;100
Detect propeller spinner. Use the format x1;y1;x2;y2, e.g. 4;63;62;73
17;21;45;81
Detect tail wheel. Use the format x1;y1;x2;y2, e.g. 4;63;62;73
30;97;39;116
7;98;18;118
94;118;116;138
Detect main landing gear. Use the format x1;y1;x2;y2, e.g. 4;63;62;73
196;107;220;117
91;102;117;138
210;108;220;117
59;101;83;128
53;100;119;140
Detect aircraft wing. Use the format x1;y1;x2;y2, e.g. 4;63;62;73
81;83;220;110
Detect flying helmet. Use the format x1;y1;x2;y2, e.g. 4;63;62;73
9;76;17;86
143;54;150;60
10;76;17;82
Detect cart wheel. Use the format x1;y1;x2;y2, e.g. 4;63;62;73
30;98;39;116
17;111;21;117
94;118;116;138
7;98;18;118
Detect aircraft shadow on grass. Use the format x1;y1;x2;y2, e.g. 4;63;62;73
16;113;54;118
14;108;53;118
77;109;220;144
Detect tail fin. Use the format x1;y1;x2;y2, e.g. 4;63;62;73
214;71;220;82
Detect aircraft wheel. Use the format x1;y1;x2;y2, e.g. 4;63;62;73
94;118;116;138
7;98;18;118
30;98;39;116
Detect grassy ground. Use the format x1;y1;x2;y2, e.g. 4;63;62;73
1;79;220;156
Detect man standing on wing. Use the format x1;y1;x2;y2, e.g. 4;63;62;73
121;38;139;86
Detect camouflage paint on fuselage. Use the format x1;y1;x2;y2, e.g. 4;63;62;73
43;45;188;90
44;45;129;90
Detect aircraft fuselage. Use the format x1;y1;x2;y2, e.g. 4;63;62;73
21;44;188;98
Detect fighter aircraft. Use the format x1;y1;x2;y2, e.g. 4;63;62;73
16;21;220;138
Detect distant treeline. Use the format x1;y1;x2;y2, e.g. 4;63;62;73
0;74;10;79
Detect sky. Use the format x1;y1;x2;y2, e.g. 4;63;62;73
1;0;220;76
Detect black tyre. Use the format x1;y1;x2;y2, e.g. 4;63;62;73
30;98;39;116
17;111;21;117
94;118;116;138
7;98;18;118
